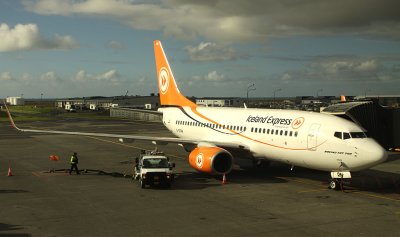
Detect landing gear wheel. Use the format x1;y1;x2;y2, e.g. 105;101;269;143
329;179;339;190
252;160;271;169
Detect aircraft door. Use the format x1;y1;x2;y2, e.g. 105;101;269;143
307;123;321;151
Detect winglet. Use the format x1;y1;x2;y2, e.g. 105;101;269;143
154;40;196;108
3;100;18;130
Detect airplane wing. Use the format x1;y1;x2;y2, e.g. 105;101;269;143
3;101;249;151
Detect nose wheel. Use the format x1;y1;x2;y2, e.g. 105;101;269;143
329;179;342;190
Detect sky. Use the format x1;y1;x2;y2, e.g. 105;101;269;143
1;0;400;99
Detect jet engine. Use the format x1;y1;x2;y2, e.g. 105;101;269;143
188;147;233;175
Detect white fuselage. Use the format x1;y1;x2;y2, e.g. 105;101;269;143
160;106;387;172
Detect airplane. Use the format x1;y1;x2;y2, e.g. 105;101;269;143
4;40;387;190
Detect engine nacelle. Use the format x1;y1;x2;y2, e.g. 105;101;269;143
188;147;233;175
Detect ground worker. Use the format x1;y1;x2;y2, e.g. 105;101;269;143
69;152;80;175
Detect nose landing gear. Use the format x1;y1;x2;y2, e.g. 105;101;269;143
329;171;351;191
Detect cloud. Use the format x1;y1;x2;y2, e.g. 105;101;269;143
23;0;400;42
107;40;125;50
205;70;225;81
277;57;400;87
0;23;79;52
73;69;121;84
40;71;59;81
317;59;381;75
0;72;14;81
185;42;244;61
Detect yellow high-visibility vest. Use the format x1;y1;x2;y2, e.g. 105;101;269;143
70;155;78;164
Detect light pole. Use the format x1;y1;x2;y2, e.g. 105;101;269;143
364;88;371;98
246;83;256;104
316;88;322;98
273;88;282;107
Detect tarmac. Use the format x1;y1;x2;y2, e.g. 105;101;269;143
1;118;400;237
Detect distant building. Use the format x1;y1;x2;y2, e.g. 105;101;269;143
196;97;243;107
354;95;400;107
55;95;161;111
112;95;160;109
6;97;25;105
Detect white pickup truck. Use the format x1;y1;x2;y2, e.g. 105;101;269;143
134;150;175;189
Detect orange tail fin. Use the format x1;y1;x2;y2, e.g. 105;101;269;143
154;40;196;107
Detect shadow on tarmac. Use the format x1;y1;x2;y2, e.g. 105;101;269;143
251;162;400;195
0;223;31;237
0;190;29;194
42;162;400;195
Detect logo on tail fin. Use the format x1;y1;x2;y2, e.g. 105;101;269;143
159;67;170;94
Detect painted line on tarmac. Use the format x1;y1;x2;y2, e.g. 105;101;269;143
86;136;185;160
350;191;400;202
32;171;41;177
282;176;400;202
298;188;328;193
279;177;325;188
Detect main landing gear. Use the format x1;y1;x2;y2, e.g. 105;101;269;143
329;171;351;191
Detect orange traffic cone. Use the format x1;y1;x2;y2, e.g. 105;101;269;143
7;166;13;177
222;173;227;184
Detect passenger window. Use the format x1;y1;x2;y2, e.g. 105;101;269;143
263;128;266;134
271;129;274;135
343;133;350;140
289;131;293;136
284;131;288;136
294;131;298;137
251;127;254;132
280;130;283;135
267;129;270;134
275;130;279;135
334;132;342;139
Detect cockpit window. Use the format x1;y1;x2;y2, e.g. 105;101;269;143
334;132;342;139
334;131;367;140
343;133;351;140
350;132;367;138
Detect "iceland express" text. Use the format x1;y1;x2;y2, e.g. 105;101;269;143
246;115;292;126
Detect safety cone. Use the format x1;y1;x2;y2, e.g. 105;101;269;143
7;166;13;177
222;173;227;184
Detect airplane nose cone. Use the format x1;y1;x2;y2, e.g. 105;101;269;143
364;140;387;165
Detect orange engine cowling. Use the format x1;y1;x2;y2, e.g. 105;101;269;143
188;147;233;175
